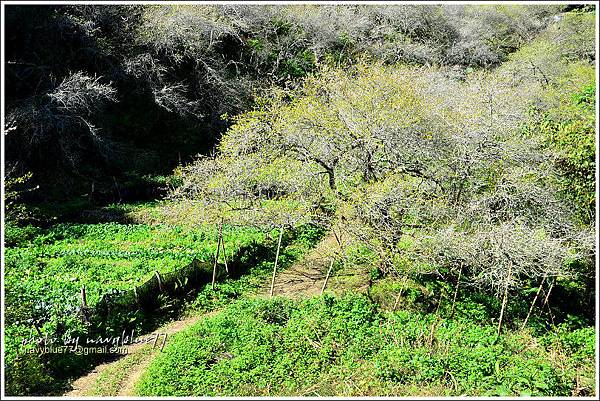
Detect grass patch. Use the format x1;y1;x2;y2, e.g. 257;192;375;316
137;294;595;397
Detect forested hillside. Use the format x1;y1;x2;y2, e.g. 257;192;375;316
2;3;596;398
5;3;576;204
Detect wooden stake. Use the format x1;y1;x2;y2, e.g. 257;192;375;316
450;264;463;319
269;225;284;298
212;223;222;290
497;261;513;336
521;274;546;330
81;285;88;308
541;279;556;325
154;271;163;292
393;276;408;311
320;259;335;295
220;225;229;274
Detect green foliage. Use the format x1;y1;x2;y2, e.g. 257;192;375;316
3;349;53;396
3;5;596;398
137;294;593;396
5;4;563;202
523;83;595;223
2;221;284;395
3;222;270;324
4;170;37;222
190;223;325;313
4;224;42;248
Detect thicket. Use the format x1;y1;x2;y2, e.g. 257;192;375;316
5;4;562;206
2;4;596;397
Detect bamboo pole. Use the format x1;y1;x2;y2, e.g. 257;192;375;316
332;225;343;251
541;279;556;325
221;226;229;274
212;223;223;290
541;279;554;309
497;262;513;336
320;259;335;295
393;276;409;311
449;264;463;319
521;274;546;330
269;225;284;298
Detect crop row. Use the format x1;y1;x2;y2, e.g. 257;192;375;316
3;222;275;380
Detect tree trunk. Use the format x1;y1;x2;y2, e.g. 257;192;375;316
327;168;335;190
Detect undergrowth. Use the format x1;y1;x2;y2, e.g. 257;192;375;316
137;294;595;397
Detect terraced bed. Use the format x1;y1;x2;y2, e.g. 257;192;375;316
5;223;270;310
3;222;277;394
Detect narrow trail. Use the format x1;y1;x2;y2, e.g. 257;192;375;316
64;233;367;397
262;231;371;298
65;314;206;397
261;233;347;298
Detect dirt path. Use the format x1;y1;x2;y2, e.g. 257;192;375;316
262;232;369;298
64;233;367;397
116;352;154;397
65;314;205;397
262;233;340;298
